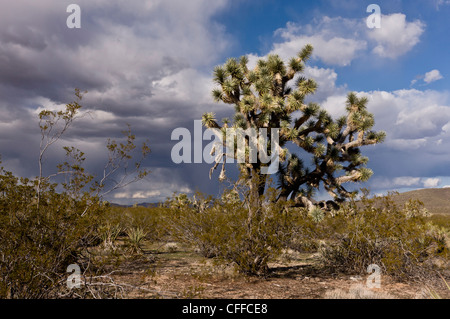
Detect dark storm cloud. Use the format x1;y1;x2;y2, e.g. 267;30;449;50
0;0;231;202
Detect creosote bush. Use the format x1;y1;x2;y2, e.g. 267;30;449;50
318;191;449;279
166;186;448;280
166;187;295;276
0;167;107;298
100;205;167;248
0;90;151;299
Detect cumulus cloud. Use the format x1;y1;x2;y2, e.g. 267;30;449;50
384;138;428;151
393;176;421;187
0;0;229;107
435;0;450;10
371;176;441;191
412;69;445;86
269;13;425;67
272;34;366;67
422;178;441;188
303;66;347;102
272;18;367;66
367;14;425;58
424;69;444;83
353;89;450;142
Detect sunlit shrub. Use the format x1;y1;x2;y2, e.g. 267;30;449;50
165;188;295;276
126;226;148;254
318;192;449;278
0;168;107;298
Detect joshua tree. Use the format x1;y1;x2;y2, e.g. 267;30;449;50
202;44;385;213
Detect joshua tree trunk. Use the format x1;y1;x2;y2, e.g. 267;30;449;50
247;166;266;227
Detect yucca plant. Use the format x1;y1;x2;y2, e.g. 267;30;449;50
309;206;325;223
99;222;123;250
126;226;148;254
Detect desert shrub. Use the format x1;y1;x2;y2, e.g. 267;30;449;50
0;168;107;298
0;91;152;298
98;221;124;250
318;192;449;279
165;192;234;258
103;206;166;242
166;188;295;276
125;226;148;254
285;204;351;254
428;214;450;231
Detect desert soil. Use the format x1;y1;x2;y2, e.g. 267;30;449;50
103;241;449;299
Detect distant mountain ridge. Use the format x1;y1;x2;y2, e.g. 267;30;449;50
110;202;162;208
109;188;450;214
387;188;450;215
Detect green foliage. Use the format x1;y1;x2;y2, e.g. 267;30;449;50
309;207;325;223
126;226;148;254
165;192;228;259
165;188;294;276
98;221;123;250
0;164;107;298
0;90;152;298
318;192;449;278
427;214;450;240
99;205;167;249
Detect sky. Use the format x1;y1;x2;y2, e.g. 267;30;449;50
0;0;449;204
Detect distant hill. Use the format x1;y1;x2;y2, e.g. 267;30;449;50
107;188;450;214
386;188;450;215
110;202;162;208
